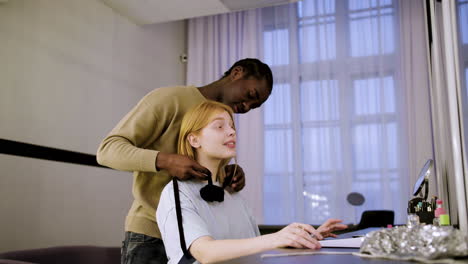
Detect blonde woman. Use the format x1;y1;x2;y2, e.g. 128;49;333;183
156;101;347;264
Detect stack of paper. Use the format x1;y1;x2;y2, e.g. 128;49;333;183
319;237;364;248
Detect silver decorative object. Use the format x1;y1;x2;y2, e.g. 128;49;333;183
359;224;468;259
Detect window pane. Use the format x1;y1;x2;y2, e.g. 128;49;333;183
458;1;468;44
298;0;315;17
263;29;290;66
390;179;405;223
351;181;383;217
353;122;398;171
354;76;395;115
353;124;381;170
349;179;403;224
303;183;332;223
381;14;395;54
301;80;339;121
299;25;319;62
317;0;335;15
350;0;392;10
264;129;293;174
458;2;468;189
466;68;468;98
264;171;298;224
355;172;380;181
354;78;380;115
298;0;336;62
349;0;379;10
264;83;291;125
299;23;336;62
263;174;283;224
383;76;396;113
302;127;342;172
350;16;379;56
349;1;394;57
380;0;392;6
386;122;398;169
299;0;335;17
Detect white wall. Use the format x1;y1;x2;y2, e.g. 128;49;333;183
0;0;186;252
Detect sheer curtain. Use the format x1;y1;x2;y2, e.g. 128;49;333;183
454;0;468;230
187;0;434;226
186;9;267;222
261;0;433;225
458;0;468;178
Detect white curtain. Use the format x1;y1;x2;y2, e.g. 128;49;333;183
186;9;266;222
427;0;468;230
399;0;437;211
187;0;434;226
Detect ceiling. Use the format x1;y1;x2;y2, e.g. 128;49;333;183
102;0;299;25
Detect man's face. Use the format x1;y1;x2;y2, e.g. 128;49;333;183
224;76;271;114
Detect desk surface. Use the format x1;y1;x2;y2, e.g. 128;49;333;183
220;228;468;264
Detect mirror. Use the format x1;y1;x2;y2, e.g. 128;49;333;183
412;159;433;198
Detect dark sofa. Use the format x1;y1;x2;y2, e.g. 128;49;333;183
0;246;120;264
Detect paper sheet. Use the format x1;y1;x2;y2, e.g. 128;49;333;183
319;237;364;248
261;251;353;258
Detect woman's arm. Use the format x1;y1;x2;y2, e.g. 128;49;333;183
189;223;323;264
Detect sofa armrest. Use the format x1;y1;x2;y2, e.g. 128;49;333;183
0;260;37;264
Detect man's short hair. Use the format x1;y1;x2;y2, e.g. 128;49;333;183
223;58;273;92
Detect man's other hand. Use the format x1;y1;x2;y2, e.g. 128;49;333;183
224;164;245;192
156;153;210;180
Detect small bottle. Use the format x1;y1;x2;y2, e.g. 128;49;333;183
417;202;423;212
407;214;420;228
433;199;446;226
440;214;451;226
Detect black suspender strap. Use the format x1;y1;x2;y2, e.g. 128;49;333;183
173;178;196;264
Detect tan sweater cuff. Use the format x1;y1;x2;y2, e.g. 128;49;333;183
139;149;159;172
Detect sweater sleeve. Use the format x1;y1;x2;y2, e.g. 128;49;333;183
96;95;168;173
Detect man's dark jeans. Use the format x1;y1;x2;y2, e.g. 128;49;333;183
121;232;168;264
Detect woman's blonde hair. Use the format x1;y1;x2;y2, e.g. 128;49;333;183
178;101;236;182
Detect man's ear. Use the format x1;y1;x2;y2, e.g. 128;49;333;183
230;66;245;81
188;133;201;148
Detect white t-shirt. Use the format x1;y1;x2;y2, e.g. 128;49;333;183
156;180;260;264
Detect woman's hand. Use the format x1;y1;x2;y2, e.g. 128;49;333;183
316;219;348;238
267;223;323;250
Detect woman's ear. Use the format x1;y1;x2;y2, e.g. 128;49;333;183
188;133;201;148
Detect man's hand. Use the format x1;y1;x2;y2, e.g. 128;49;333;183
156;152;210;180
224;164;245;192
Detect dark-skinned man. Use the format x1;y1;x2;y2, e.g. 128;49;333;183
97;58;273;264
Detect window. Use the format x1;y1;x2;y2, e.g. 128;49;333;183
262;0;404;225
457;0;468;95
457;0;468;171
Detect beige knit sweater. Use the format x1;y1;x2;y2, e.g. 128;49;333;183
97;85;206;238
